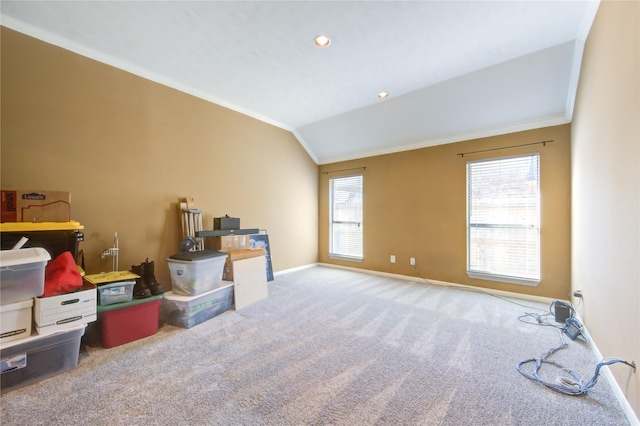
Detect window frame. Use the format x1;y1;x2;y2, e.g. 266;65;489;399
466;153;541;286
329;174;363;262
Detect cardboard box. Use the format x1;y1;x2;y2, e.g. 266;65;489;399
222;248;265;281
0;299;33;343
207;234;250;251
1;190;71;223
34;281;97;335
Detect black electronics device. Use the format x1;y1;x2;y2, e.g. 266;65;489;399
564;318;582;340
554;301;572;323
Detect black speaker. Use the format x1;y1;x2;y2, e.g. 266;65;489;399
554;301;571;323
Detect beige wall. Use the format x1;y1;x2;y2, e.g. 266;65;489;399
319;124;572;299
1;27;319;285
571;0;639;417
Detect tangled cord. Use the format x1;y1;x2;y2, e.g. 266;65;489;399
518;300;576;329
517;320;636;396
410;267;636;396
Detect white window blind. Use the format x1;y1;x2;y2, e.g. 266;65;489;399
330;175;363;260
467;154;540;285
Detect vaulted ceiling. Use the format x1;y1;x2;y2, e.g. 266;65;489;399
1;1;599;164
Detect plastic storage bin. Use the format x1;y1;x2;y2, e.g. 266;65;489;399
0;221;84;261
0;324;85;393
97;280;134;305
167;250;227;296
161;284;233;329
0;247;51;305
86;294;163;348
0;299;33;343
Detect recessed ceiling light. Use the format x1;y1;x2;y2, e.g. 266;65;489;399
378;92;389;99
314;35;331;48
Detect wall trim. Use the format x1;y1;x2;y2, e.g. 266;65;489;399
316;262;556;305
574;311;640;426
273;263;319;277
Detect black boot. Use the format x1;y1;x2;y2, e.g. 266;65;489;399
131;263;152;299
143;258;165;295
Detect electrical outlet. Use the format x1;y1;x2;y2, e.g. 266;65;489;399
410;257;415;266
390;255;396;264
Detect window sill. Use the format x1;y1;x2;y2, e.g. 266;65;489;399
467;271;540;286
329;254;363;263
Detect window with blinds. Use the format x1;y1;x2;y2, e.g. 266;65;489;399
329;174;363;260
466;154;540;285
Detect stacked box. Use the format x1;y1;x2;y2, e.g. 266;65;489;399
86;294;163;349
0;247;50;305
167;250;227;296
96;281;134;305
207;234;250;251
161;284;233;329
213;216;240;230
0;300;33;343
0;221;84;262
223;248;265;281
1;189;70;223
0;325;85;393
34;281;97;335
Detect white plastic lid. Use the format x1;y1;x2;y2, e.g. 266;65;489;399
0;298;34;312
0;247;51;267
163;284;233;302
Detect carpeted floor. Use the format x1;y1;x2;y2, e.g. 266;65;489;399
0;266;631;425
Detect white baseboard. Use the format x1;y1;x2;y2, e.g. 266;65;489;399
316;262;557;305
573;312;639;426
273;262;319;277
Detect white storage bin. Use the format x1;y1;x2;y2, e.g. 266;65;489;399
0;248;51;305
167;250;227;296
0;299;33;343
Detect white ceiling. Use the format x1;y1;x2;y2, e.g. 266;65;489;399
1;1;600;164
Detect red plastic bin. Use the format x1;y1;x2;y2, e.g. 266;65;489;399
95;294;162;348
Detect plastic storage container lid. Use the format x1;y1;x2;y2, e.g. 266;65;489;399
0;298;34;312
163;283;234;302
97;293;163;313
168;250;227;262
0;247;51;267
0;221;84;232
0;323;85;350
